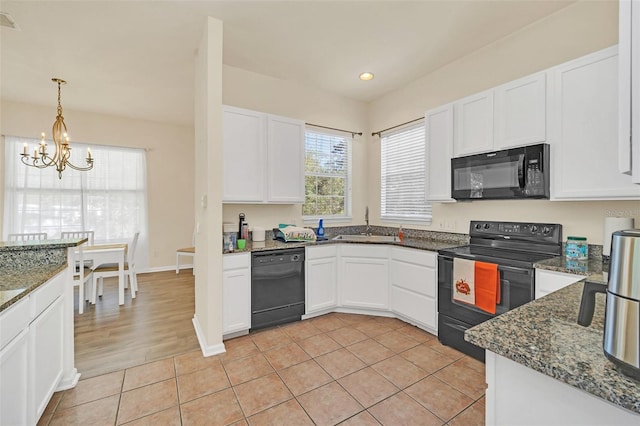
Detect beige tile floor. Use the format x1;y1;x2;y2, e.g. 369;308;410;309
39;313;486;426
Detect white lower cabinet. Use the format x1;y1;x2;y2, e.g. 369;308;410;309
222;253;251;335
339;245;389;310
535;269;587;299
0;328;29;426
0;270;66;426
305;246;338;314
390;247;438;331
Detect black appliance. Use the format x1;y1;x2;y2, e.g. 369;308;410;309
451;143;550;200
438;220;562;361
251;248;305;331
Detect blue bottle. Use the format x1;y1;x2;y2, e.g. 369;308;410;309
317;219;325;238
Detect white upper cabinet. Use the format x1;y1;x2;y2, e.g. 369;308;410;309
425;104;455;202
222;106;305;204
222;106;266;203
549;46;640;200
454;90;494;156
494;72;546;150
266;115;305;203
618;0;640;183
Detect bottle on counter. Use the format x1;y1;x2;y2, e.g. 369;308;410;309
317;219;325;238
242;223;249;240
398;225;404;242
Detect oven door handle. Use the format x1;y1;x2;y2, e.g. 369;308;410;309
498;264;532;275
518;154;526;189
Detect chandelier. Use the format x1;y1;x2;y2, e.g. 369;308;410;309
20;78;93;179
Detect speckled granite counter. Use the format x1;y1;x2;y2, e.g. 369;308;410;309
535;255;608;284
223;227;468;255
465;280;640;414
0;238;86;312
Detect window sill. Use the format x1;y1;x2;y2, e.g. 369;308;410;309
381;217;432;226
303;216;353;226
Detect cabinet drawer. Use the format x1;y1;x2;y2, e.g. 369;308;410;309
391;247;437;268
391;286;437;330
223;253;250;270
0;297;30;350
390;260;436;297
306;245;337;260
30;270;65;319
340;245;388;259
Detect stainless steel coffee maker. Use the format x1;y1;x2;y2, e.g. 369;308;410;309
578;229;640;379
580;229;640;379
603;229;640;379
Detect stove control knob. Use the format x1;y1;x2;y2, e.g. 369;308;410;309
542;226;551;234
474;223;482;230
483;223;491;229
531;225;539;233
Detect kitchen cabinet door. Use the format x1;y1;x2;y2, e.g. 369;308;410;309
305;246;338;314
389;247;438;331
494;72;546;150
223;253;251;335
535;269;586;299
339;246;389;310
0;329;30;426
267;115;305;203
30;296;64;420
222;106;266;203
619;0;640;183
425;104;455;202
454;90;494;157
549;46;640;200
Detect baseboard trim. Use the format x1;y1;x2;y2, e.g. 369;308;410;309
192;315;226;357
57;370;81;391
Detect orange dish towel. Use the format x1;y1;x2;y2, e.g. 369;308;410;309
453;258;475;305
474;261;500;314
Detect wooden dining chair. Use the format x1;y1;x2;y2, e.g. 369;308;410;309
176;232;195;275
8;232;47;241
72;241;93;314
93;232;140;302
61;230;95;245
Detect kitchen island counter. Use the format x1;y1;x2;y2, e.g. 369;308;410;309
0;238;86;312
534;255;608;284
465;280;640;419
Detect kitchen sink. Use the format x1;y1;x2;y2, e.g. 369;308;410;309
332;234;400;243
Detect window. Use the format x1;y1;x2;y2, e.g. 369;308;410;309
3;135;149;269
303;130;351;220
380;122;431;223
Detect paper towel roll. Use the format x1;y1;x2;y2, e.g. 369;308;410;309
603;217;635;256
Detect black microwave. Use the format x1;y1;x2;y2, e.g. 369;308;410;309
451;143;550;200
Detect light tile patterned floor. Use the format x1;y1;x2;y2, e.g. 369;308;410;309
39;313;486;426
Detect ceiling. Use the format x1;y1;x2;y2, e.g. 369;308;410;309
0;1;575;126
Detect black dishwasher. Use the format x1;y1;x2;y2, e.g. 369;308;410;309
251;248;305;331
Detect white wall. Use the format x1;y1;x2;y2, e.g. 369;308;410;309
0;100;195;269
367;0;639;244
221;65;370;229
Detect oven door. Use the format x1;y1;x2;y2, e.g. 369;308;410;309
437;255;534;325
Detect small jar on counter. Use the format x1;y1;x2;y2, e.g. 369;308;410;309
566;236;588;260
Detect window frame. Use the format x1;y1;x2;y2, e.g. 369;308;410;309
302;128;353;224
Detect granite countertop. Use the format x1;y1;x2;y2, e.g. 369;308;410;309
223;235;464;255
465;280;640;414
535;256;608;285
0;239;85;313
0;238;87;251
0;263;67;311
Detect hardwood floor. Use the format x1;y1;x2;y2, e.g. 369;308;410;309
74;270;200;379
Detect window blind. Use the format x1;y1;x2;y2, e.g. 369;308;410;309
380;122;431;223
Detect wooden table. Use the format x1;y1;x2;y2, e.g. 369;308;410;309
83;243;127;305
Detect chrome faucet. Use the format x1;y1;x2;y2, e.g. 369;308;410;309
365;206;372;235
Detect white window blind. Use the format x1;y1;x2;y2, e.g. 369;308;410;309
380;122;431;223
3;135;150;270
303;130;351;219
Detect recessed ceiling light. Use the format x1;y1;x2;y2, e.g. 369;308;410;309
359;72;374;81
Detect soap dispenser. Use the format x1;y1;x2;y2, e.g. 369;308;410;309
317;219;325;238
